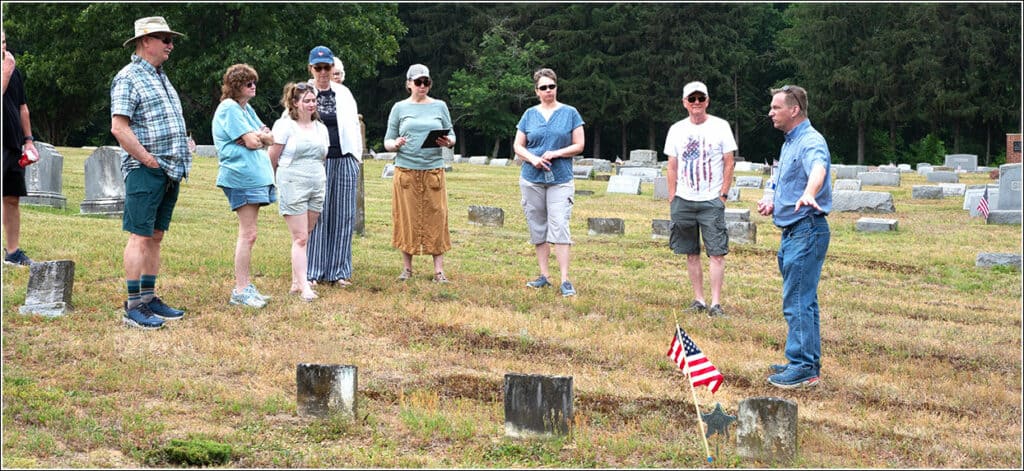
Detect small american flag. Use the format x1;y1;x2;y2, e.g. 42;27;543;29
977;187;990;218
667;326;724;394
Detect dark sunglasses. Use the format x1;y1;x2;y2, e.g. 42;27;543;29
245;81;257;88
687;94;707;103
537;84;557;91
295;82;312;91
313;64;332;72
149;35;174;45
413;77;432;87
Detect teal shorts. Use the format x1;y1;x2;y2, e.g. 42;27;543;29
123;166;180;236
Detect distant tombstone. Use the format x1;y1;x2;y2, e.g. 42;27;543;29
917;164;934;175
489;158;510;167
855;217;898;232
628;149;657;164
736;397;798;464
606;175;642;195
468;205;504;227
944;154;978;171
926;171;959;183
832;165;868;180
734;161;753;172
652;176;669;200
938;183;966;197
468;156;489;165
897;163;912;173
576;158;612;173
878;165;901;174
504;373;573;438
588;217;624;236
1007;134;1022;164
735;176;763;188
725;208;749;221
296;364;357;418
911;185;944;199
916;162;933;171
987;186;1001;210
381;163;395;178
833;179;861;191
651;219;671;240
374;152;396;161
726;187;740;202
832;190;896;213
747;162;765;173
80;146;126;216
575;189;594;196
193;144;217;158
22;142;67;209
986;210;1022;225
975;253;1022;270
18;260;75;317
963;188;985;213
617;166;660;183
594;174;610;182
573;165;594;180
355;161;365;236
996;163;1021;210
857;171;900;187
726;221;757;244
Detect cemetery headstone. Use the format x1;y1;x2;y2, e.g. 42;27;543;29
296;364;357;418
594;174;611;182
943;154;978;171
726;221;757;244
911;185;944;199
381;163;395;178
725;208;750;221
193;144;217;158
652;176;669;200
651;219;671;240
489;158;510;167
833;179;861;191
917;164;934;175
80;146;126;216
832;164;868;179
986;210;1021;225
937;183;966;197
963;188;985;213
468;205;504;227
617;166;660;183
857;171;900;187
855;217;898;232
897;164;913;173
573;165;594;180
467;156;489;165
22;142;67;209
503;373;573;438
576;158;612;173
575;189;594;196
588;217;624;236
606;175;642;195
975;253;1022;270
735;176;762;188
736;397;798;464
18;260;75;317
832;190;896;213
628;149;657;164
734;161;753;172
926;171;959;183
996;163;1021;210
878;165;901;174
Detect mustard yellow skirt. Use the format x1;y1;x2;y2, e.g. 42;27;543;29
392;166;451;255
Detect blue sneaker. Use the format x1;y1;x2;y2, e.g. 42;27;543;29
526;275;551;289
560;280;576;297
123;302;165;330
3;248;32;266
145;296;184;321
768;366;820;389
247;283;271;302
770;364;789;374
230;286;266;308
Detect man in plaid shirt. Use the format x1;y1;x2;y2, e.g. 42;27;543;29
110;17;192;330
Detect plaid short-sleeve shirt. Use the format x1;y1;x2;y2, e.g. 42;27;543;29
110;55;191;181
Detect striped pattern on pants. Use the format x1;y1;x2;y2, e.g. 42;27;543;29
307;155;359;282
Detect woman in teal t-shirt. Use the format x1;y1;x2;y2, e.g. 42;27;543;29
212;64;276;308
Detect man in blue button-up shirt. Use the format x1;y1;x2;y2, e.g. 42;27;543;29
757;85;831;389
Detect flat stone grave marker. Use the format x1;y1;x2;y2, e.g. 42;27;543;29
855;217;898;232
736;396;798;464
193;144;217;158
725;208;749;221
975;253;1021;270
594;174;611;182
938;183;966;197
734;161;753;172
833;164;868;179
617;166;660;183
926;171;959;183
833;179;861;191
18;260;75;317
588;217;624;236
911;185;944;199
381;163;395;178
489;158;510;167
467;156;489;165
857;171;900;187
735;176;762;188
22;142;67;209
468;205;504;227
606;175;641;195
576;158;611;173
917;165;934;175
832;190;896;213
575;189;594;196
504;373;573;438
628;149;657;164
997;163;1021;210
296;364;357;418
878;165;901;174
986;210;1021;225
573;165;594;180
944;153;978;171
652;219;671;239
652;176;669;200
81;146;126;216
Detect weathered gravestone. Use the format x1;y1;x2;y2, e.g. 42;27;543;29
911;185;944;199
736;397;798;464
606;175;642;195
855;217;898;232
878;165;901;174
576;158;612;173
944;153;978;171
735;176;762;188
832;190;896;213
381;163;395;178
467;156;489;165
296;364;357;418
975;253;1021;270
588;217;624;236
81;146;126;216
963;188;986;215
938;183;966;197
926;171;959;184
652;219;671;240
22;142;67;209
917;163;934;175
832;164;868;180
628;149;658;164
857;171;901;187
986;210;1022;225
504;373;573;438
193;144;217;158
997;163;1021;211
575;189;594;196
467;205;504;227
897;163;913;173
652;176;669;200
617;166;660;183
725;208;756;244
573;165;594;180
18;260;75;317
489;158;510;167
833;179;861;191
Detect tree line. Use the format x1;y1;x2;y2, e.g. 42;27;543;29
2;2;1020;165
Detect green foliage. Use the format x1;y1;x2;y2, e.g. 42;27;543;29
910;133;947;165
156;438;233;466
869;128;906;164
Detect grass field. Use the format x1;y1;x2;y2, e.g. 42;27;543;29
2;147;1021;468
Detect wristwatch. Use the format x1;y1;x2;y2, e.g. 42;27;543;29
24;135;34;141
721;193;728;198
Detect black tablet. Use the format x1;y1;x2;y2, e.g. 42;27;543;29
421;129;451;148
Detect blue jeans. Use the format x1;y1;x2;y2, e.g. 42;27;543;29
777;214;830;373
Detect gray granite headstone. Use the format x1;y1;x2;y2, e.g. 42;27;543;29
926;171;959;183
193;144;217;158
573;165;594;180
576;158;612;173
916;162;933;171
628;149;657;164
855;217;898;232
832;190;896;213
489;158;510;167
833;179;861;191
735;176;763;188
18;260;75;317
975;253;1022;270
917;165;934;176
997;163;1021;210
897;164;912;173
938;183;966;197
725;208;750;221
911;185;944;199
944;154;978;171
963;188;985;213
467;156;489;165
832;165;868;179
652;219;671;240
381;163;395;179
468;205;504;227
986;210;1021;225
575;189;594;196
726;221;757;244
878;165;901;174
734;161;754;172
22;142;67;209
652;176;669;200
617;166;660;183
736;397;798;464
296;364;357;418
606;175;642;195
857;171;900;187
504;373;573;438
81;146;126;216
588;217;624;236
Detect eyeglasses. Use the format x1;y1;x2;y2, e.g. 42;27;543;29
313;64;332;72
245;81;257;88
295;83;312;91
413;77;432;87
149;35;174;45
687;94;707;103
537;84;557;91
779;85;807;111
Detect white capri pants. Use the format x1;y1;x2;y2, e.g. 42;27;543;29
519;178;574;245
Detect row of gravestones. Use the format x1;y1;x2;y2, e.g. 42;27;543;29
298;365;801;463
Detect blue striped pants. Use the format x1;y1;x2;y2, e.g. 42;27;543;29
307;155;359;282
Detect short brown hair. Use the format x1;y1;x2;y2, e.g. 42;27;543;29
280;82;319;121
771;85;809;118
533;68;557;86
220;64;258;102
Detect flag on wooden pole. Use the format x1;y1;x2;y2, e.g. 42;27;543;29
667;326;724;394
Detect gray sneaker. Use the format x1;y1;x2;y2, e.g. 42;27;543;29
3;248;32;267
707;304;727;318
229;286;266;308
687;300;707;313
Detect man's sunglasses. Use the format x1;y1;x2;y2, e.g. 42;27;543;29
687;95;707;103
537;84;557;91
